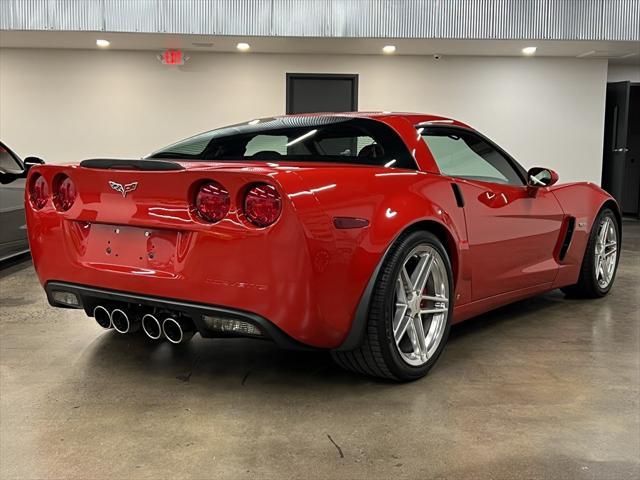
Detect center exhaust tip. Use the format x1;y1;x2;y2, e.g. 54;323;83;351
93;305;112;329
142;314;162;340
111;308;131;334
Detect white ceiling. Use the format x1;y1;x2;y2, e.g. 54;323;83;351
1;30;639;64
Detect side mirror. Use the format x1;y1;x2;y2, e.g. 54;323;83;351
527;167;558;188
23;157;45;172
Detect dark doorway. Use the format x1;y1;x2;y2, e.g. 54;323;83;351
624;85;640;217
602;81;640;217
286;73;358;114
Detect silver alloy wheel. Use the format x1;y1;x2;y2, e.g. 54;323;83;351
393;245;449;367
594;216;618;289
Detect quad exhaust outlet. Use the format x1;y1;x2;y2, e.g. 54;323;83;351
93;305;196;343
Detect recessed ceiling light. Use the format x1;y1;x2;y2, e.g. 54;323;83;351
237;42;251;52
522;46;537;56
96;39;110;48
382;45;397;54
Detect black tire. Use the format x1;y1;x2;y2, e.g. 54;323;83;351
331;231;454;381
561;208;620;298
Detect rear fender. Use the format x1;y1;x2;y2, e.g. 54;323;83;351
288;168;468;350
336;201;466;351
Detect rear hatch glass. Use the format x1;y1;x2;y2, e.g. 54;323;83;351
148;116;417;169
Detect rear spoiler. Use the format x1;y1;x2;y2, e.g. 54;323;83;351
79;159;185;171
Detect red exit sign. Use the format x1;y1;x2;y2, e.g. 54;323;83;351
159;49;187;65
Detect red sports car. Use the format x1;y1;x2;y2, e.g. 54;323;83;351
25;113;621;381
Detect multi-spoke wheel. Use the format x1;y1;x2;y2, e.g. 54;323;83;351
594;216;618;289
561;208;620;298
332;230;453;381
392;245;449;367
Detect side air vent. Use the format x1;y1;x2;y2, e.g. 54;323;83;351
450;183;465;208
559;217;576;260
80;159;185;171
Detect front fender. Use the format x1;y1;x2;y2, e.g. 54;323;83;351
550;182;620;288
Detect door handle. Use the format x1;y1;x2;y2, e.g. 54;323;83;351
613;148;629;153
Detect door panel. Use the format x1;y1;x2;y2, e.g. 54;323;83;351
456;179;564;300
0;178;28;260
419;126;565;300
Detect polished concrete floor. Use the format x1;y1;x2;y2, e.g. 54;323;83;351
1;221;638;479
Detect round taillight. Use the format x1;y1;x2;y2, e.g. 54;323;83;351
53;174;77;211
195;181;230;223
244;183;282;227
29;174;49;210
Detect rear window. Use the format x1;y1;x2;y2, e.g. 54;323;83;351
148;116;417;169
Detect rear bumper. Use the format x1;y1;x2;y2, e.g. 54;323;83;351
27;216;359;348
26;164;389;349
45;281;313;350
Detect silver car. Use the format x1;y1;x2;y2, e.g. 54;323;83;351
0;141;43;261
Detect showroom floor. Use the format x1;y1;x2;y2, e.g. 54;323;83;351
1;221;638;480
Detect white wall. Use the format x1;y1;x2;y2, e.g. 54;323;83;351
607;63;640;82
1;48;607;183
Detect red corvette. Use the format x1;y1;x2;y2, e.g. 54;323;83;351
25;113;621;380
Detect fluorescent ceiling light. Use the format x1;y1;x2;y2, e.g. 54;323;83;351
237;42;251;52
96;39;110;48
522;46;537;56
382;45;397;54
286;129;317;147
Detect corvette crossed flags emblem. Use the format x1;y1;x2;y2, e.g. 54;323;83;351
109;181;138;198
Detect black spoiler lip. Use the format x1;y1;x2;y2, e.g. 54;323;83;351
79;159;185;171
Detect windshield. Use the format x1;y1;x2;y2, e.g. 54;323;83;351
148;116;417;169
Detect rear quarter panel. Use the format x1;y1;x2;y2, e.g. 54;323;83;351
289;167;470;342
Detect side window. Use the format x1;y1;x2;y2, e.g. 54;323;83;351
420;128;524;185
0;144;22;172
